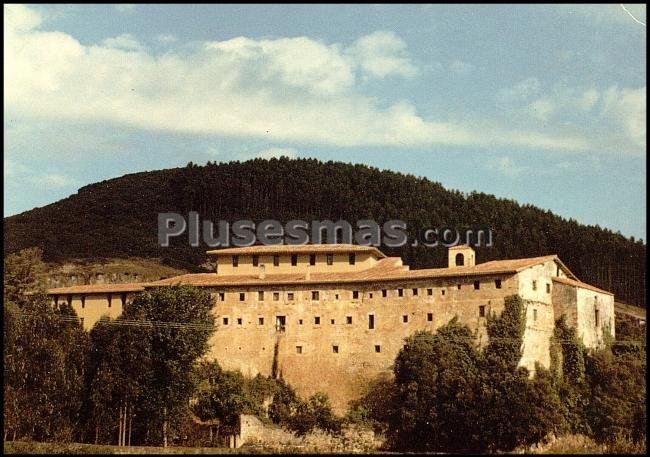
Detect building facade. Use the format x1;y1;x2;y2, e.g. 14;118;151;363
47;244;615;413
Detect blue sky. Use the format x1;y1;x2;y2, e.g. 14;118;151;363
4;4;647;239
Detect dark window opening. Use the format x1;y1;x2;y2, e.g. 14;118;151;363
237;318;242;325
276;315;286;333
312;291;320;300
299;319;303;325
121;293;127;307
67;294;72;305
532;280;537;291
595;309;599;327
533;309;537;322
330;319;335;325
353;290;359;299
427;313;433;321
546;283;551;293
457;284;461;290
402;315;408;323
239;292;246;301
223;317;229;325
382;289;387;297
219;292;225;301
474;281;480;290
107;294;111;308
375;345;381;353
412;288;418;296
398;288;404;297
349;253;356;265
314;316;321;325
333;345;339;353
368;314;375;330
291;254;298;266
258;317;264;325
273;292;280;301
326;253;334;265
346;316;353;324
479;305;486;318
455;253;464;266
273;255;280;267
252;255;259;267
296;346;303;354
258;291;264;301
495;279;502;289
427;288;433;296
442;289;446;296
232;255;239;267
81;295;86;309
287;292;294;300
310;254;316;265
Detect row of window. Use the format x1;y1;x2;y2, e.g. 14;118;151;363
217;280;507;303
231;253;356;268
54;293;127;309
531;280;552;293
221;311;445;328
295;344;382;354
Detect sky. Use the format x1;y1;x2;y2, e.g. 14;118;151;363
4;4;647;240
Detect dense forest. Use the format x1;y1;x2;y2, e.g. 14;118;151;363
4;157;646;306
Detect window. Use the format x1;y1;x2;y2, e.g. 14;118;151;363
402;315;408;323
495;279;502;289
223;317;229;325
335;294;340;300
330;319;335;325
287;292;294;301
310;254;316;265
353;291;359;299
532;280;537;291
291;254;298;266
273;255;280;267
258;317;264;325
382;289;387;298
346;316;353;324
233;255;239;267
427;312;433;321
107;294;111;308
273;292;279;301
314;316;321;325
296;346;303;354
332;345;339;354
81;295;86;309
349;253;356;265
455;253;464;266
595;309;599;327
368;314;375;329
326;253;334;265
457;284;461;290
412;288;418;296
237;318;242;325
219;292;225;301
121;293;127;307
546;283;551;293
479;305;486;317
275;316;286;332
299;319;303;325
66;294;72;305
312;291;320;300
474;281;480;290
533;309;537;322
427;288;433;296
441;289;446;296
369;293;373;298
252;255;259;267
239;292;246;302
375;345;381;353
258;291;264;301
398;288;404;297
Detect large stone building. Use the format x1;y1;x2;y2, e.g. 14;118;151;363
47;244;615;413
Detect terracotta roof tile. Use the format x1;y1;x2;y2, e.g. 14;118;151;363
47;283;147;294
552;276;613;296
206;244;386;258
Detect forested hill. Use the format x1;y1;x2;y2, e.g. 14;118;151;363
4;157;646;307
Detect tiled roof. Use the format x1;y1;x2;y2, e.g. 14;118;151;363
47;283;148;294
46;254;583;294
206;243;386;258
552;276;613;296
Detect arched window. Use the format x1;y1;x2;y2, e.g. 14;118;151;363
455;253;465;266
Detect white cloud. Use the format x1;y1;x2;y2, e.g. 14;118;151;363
489;156;527;178
528;97;556;121
102;33;145;51
449;60;474;76
3;5;604;153
155;33;177;44
496;77;541;105
600;86;646;150
258;147;298;160
347;30;418;79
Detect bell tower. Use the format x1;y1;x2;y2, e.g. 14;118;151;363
448;245;475;268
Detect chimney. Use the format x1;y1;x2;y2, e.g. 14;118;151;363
258;264;266;280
